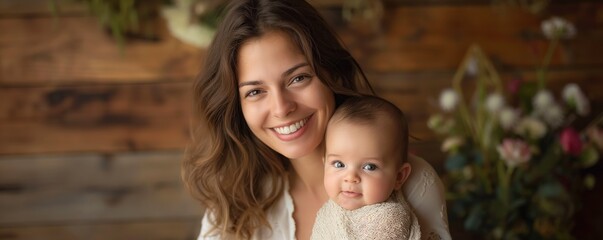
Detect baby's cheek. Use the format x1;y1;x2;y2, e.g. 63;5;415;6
323;175;340;200
366;179;395;203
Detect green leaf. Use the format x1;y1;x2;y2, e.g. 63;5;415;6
464;205;484;231
584;174;596;190
537;182;564;198
472;150;484;165
579;145;599;168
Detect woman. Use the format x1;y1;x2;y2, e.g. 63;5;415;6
183;0;450;239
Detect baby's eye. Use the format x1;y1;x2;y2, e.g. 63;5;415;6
332;161;345;168
362;163;378;171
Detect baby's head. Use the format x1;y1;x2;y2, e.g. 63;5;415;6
324;95;411;210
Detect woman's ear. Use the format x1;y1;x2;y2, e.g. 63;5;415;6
394;162;412;190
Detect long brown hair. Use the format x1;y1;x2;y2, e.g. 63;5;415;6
183;0;374;238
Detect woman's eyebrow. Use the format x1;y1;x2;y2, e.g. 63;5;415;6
282;62;309;78
239;80;262;88
238;62;309;88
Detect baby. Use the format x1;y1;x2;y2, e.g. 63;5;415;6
311;95;421;240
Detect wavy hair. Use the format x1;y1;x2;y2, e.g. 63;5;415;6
183;0;374;238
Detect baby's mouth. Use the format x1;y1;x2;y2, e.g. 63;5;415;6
341;191;362;198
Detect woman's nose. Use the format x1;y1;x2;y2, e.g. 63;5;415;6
344;171;360;183
271;91;296;118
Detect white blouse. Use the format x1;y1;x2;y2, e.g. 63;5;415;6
198;155;451;240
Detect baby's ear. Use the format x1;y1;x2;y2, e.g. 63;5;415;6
394;162;412;190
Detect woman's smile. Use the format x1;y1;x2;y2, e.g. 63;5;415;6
272;116;309;135
270;115;312;141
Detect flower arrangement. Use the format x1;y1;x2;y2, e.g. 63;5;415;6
428;16;602;239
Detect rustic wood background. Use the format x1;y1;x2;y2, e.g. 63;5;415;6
1;0;602;239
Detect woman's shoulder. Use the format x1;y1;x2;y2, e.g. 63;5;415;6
403;154;444;202
402;154;451;240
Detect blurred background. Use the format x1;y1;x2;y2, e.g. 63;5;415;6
0;0;602;239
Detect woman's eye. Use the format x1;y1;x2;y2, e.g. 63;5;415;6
332;161;345;168
290;75;310;85
362;164;377;171
245;89;262;98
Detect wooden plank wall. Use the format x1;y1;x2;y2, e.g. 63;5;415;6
1;0;602;239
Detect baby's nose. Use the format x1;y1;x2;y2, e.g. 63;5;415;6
344;172;360;183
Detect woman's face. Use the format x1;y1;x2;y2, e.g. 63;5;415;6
237;31;335;159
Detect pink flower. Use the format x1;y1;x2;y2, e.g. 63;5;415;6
560;127;583;156
507;78;522;95
497;139;532;167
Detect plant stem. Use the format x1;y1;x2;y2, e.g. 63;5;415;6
537;38;559;89
497;160;515;239
452;46;478;142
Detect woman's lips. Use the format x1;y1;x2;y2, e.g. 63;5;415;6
273;117;308;135
271;115;312;141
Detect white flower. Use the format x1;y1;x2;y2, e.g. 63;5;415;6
541;104;565;128
541;16;577;40
441;136;465;152
497;139;532;167
562;83;590;116
499;107;519;130
485;93;505;113
439;88;459;112
515;117;547;139
465;56;479;77
533;89;555;111
161;2;216;48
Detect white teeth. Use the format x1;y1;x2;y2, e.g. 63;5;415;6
274;118;307;135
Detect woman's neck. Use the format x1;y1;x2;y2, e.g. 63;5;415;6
288;149;327;199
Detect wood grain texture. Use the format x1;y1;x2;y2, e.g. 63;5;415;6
0;82;192;155
0;0;86;16
0;151;203;224
338;3;603;72
3;4;602;86
0;219;200;240
0;16;204;86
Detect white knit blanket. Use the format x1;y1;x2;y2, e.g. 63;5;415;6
311;198;421;240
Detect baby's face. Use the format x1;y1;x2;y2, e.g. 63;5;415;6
323;117;405;210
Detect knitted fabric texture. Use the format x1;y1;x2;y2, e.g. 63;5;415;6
311;198;421;240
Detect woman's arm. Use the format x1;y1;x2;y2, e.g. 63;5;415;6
402;154;451;240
